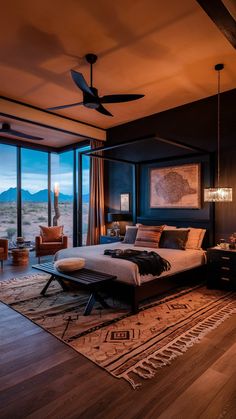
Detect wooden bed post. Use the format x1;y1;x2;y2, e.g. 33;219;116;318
131;287;139;313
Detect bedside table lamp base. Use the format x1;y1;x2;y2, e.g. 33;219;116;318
107;212;132;237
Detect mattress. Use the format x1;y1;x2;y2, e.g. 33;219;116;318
55;242;206;286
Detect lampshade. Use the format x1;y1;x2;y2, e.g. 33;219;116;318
204;63;232;203
107;213;132;222
204;188;232;202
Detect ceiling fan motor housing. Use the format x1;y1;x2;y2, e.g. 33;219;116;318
84;87;100;109
47;52;144;115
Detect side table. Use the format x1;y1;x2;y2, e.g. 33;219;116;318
100;235;124;244
11;248;30;266
206;247;236;290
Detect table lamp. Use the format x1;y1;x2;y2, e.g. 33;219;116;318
107;213;132;236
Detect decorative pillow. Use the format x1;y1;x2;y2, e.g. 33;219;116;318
40;225;64;243
186;228;206;249
54;257;85;272
177;227;206;249
137;224;176;230
159;230;190;250
163;225;177;230
123;226;138;244
134;225;164;248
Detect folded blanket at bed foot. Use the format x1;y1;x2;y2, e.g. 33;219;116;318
104;249;171;276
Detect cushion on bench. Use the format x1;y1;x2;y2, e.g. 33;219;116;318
54;257;85;272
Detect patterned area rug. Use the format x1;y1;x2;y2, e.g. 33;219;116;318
1;275;235;389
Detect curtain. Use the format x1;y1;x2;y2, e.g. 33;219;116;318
86;140;105;245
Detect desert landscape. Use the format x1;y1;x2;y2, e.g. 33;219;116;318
0;195;89;246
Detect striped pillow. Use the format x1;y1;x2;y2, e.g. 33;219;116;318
134;225;164;248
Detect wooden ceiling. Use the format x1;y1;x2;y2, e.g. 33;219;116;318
0;0;235;146
0;115;88;149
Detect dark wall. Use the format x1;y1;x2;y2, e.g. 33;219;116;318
104;160;133;235
105;89;236;244
104;160;133;213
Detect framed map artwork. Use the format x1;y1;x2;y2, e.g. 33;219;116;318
150;163;201;209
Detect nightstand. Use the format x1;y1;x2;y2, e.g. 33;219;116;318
207;247;236;290
100;235;124;244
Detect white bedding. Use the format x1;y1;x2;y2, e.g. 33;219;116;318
55;242;206;286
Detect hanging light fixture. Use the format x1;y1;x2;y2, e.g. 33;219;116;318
204;64;232;202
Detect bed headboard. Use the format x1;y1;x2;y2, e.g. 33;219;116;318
136;217;214;249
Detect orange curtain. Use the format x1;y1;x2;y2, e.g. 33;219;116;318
86;140;105;245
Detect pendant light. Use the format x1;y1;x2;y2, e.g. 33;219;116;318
204;64;232;202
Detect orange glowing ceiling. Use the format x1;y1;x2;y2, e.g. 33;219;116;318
0;0;235;144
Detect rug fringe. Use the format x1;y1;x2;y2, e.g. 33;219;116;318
123;374;142;390
122;302;236;389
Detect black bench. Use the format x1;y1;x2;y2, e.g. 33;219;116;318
32;262;116;316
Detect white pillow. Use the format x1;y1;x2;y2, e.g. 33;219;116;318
54;258;85;272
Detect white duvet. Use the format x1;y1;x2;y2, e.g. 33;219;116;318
55;242;206;286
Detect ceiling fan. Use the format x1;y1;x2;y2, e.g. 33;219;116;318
47;53;145;116
0;123;44;141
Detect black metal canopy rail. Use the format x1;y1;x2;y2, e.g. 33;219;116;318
81;133;210;225
81;133;208;164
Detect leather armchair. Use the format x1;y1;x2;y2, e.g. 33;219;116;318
35;235;68;263
0;238;8;269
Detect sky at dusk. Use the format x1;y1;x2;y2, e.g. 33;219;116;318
0;144;90;195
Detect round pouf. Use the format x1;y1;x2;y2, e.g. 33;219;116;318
54;257;85;272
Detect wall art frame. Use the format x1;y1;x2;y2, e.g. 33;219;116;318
120;193;130;212
150;162;201;209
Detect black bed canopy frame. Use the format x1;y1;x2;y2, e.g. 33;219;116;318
79;134;215;312
80;133;214;247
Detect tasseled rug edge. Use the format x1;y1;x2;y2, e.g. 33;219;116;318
118;301;236;389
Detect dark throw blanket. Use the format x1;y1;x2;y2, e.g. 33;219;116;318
104;249;171;276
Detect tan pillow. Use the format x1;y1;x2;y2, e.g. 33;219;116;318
137;224;176;230
178;227;206;249
187;228;206;249
134;225;164;248
163;225;177;230
40;225;64;243
54;258;85;272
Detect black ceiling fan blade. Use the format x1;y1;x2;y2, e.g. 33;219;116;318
96;104;113;117
1;128;44;141
100;94;144;104
47;102;83;111
71;70;95;96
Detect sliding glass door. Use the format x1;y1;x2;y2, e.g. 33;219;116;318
21;149;48;241
51;151;74;247
0;142;90;246
0;144;17;242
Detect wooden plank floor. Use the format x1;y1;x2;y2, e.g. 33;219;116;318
0;256;236;419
